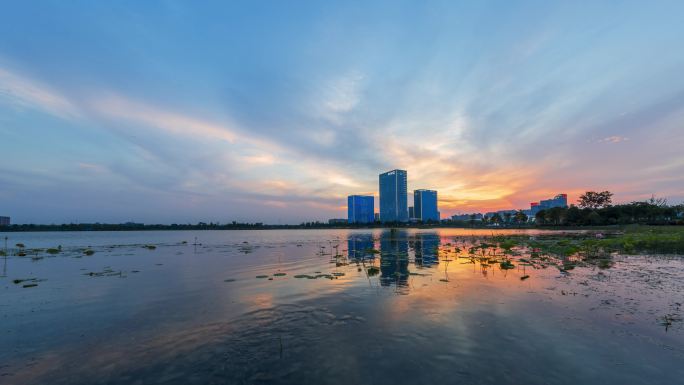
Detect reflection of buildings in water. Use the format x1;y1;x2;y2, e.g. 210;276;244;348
347;234;375;261
379;230;409;289
413;233;440;267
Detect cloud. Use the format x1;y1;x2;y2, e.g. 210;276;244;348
596;135;629;143
316;71;364;124
92;94;239;143
0;67;80;119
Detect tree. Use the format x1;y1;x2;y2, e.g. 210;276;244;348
545;207;566;225
503;212;512;224
490;213;502;225
578;191;613;209
514;210;528;225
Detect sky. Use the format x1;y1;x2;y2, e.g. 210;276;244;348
1;1;684;224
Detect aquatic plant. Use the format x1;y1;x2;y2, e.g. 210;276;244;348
83;249;95;256
46;248;60;254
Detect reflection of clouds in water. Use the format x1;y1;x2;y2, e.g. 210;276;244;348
4;229;684;384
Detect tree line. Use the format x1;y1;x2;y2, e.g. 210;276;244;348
536;192;684;226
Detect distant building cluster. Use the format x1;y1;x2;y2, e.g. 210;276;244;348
340;181;567;225
345;169;440;224
450;194;568;224
529;194;568;216
0;216;9;226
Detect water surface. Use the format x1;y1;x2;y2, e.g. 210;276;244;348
1;229;682;384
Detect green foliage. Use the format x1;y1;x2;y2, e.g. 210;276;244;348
578;191;613;209
538;196;682;227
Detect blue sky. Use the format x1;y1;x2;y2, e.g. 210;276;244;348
1;1;683;224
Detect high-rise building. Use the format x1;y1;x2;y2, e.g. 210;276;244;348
0;216;9;226
347;195;375;224
379;170;408;222
408;206;415;219
414;189;439;222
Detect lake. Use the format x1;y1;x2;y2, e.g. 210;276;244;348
1;229;683;385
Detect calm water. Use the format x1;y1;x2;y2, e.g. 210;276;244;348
1;229;683;385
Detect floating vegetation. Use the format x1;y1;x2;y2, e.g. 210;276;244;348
597;259;613;269
256;275;269;279
84;268;124;277
13;278;43;285
83;249;95;256
46;248;60;254
273;272;287;277
332;272;345;277
294;274;316;279
659;314;682;331
144;245;157;250
520;275;530;280
224;278;236;282
22;283;38;288
366;266;380;276
500;260;515;269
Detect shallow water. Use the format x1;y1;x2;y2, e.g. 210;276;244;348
1;229;682;385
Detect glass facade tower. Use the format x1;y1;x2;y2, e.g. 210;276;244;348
379;169;408;222
347;195;375;224
414;189;439;222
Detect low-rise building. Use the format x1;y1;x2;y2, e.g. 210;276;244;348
451;213;483;221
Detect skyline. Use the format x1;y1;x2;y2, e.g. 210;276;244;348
2;1;684;224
